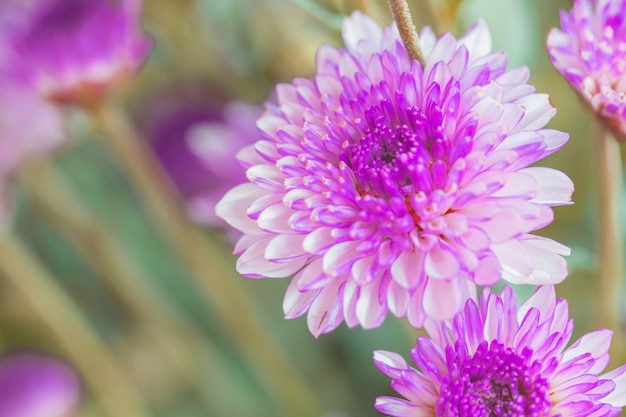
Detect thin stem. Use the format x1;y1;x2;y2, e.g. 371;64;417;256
388;0;425;66
595;124;624;336
0;233;152;417
19;159;225;401
90;100;322;417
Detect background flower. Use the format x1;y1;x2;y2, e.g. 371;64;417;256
0;352;81;417
374;285;626;417
146;98;261;228
0;0;152;106
217;12;574;336
547;0;626;139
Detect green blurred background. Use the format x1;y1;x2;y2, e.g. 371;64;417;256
2;0;621;416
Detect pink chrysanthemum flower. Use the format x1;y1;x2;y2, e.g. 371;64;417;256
147;100;261;228
0;0;152;106
547;0;626;139
216;12;574;336
0;352;81;417
374;285;626;417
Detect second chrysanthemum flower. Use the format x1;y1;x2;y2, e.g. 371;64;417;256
217;12;574;336
374;286;626;417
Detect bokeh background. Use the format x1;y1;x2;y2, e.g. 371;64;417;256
1;0;621;416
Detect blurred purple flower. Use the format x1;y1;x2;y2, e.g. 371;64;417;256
0;0;152;106
148;100;261;227
216;12;574;337
548;0;626;139
374;285;626;417
0;352;81;417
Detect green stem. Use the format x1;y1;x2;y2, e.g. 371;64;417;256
90;100;322;417
595;124;625;352
19;159;228;407
0;233;152;417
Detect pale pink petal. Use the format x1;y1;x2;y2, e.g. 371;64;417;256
283;278;318;319
237;237;306;278
422;278;462;321
521;167;574;205
424;243;459;280
306;278;345;337
215;183;268;234
390;250;425;289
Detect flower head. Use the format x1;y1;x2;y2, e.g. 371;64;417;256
1;0;152;106
216;12;574;336
374;285;626;417
0;352;81;417
147;100;261;227
547;0;626;139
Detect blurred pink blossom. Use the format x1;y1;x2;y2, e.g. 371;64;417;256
146;99;262;228
0;352;81;417
548;0;626;139
0;0;152;107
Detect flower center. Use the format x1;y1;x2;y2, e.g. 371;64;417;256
436;341;551;417
339;98;447;199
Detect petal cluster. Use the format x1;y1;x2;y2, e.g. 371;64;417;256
0;352;81;417
147;100;261;227
216;12;573;336
374;286;626;417
547;0;626;139
0;0;152;106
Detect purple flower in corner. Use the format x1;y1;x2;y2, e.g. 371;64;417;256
147;100;261;228
216;12;574;336
547;0;626;140
374;285;626;417
0;0;152;106
0;352;81;417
